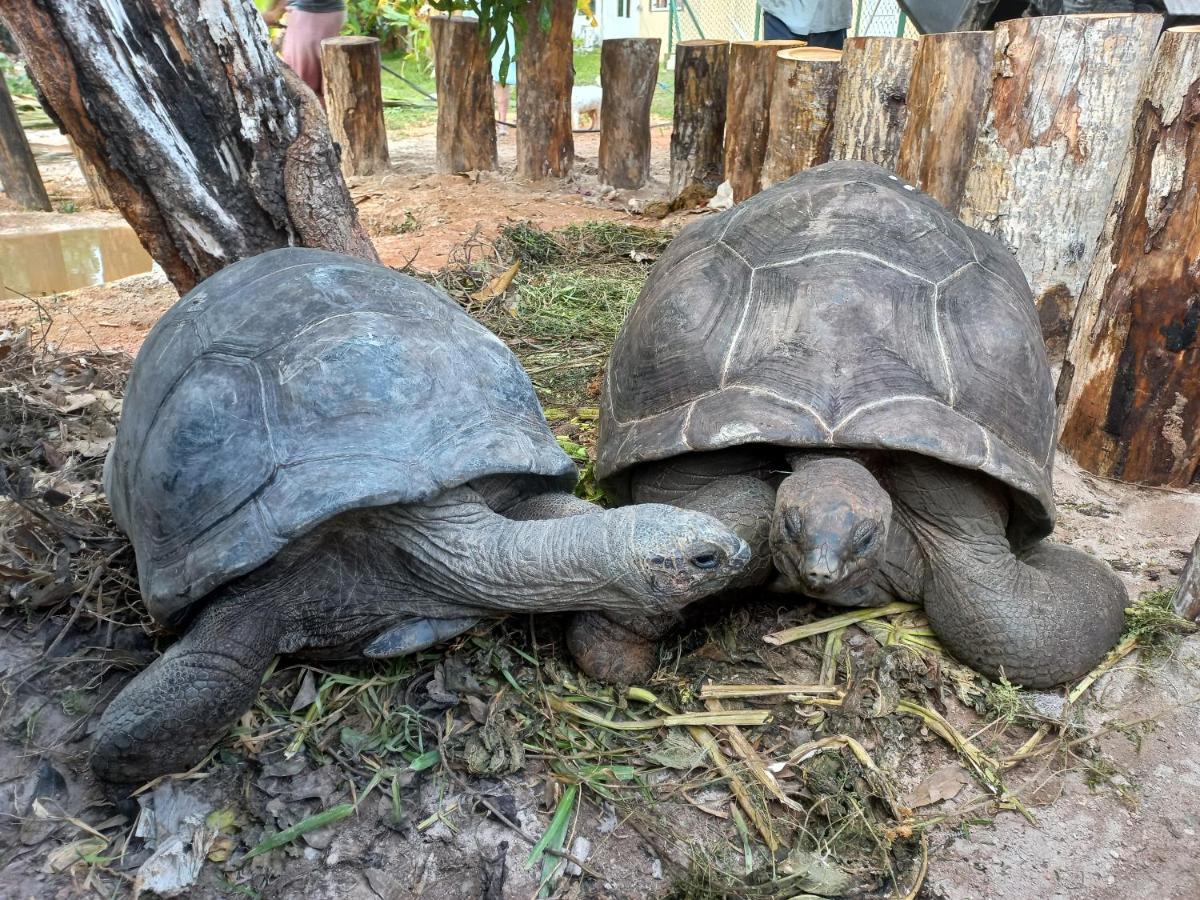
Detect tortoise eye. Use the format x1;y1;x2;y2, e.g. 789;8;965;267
691;553;721;570
852;522;879;551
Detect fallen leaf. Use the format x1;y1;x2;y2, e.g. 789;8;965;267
43;837;109;874
906;764;970;809
471;261;520;302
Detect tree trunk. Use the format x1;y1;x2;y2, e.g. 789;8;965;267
762;47;841;189
668;39;728;201
599;38;661;189
516;0;575;180
430;16;497;175
68;135;113;208
724;40;805;203
958;13;1162;356
896;30;993;211
1056;25;1200;488
0;74;51;211
0;0;376;295
321;36;391;177
1176;534;1200;621
828;36;916;170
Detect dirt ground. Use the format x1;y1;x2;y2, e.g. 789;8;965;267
2;125;1200;900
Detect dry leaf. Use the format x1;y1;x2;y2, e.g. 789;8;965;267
42;838;108;874
906;764;970;809
471;261;520;303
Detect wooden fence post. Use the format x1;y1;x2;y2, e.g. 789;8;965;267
0;75;51;210
1056;25;1200;488
762;47;841;189
828;36;915;170
669;39;729;201
430;16;497;174
958;13;1162;354
516;0;574;180
724;39;805;202
599;38;660;189
896;30;993;211
321;35;390;177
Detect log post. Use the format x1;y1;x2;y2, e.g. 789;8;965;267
828;36;915;170
516;0;574;180
599;38;661;189
1;0;376;294
958;13;1162;355
1056;25;1200;488
762;47;841;189
321;36;390;177
1176;535;1200;621
430;15;496;175
68;135;113;208
668;39;729;201
896;31;993;212
0;74;51;210
724;39;805;203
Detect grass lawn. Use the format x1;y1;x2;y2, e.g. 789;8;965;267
380;47;676;135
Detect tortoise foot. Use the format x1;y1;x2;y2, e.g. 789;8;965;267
567;612;660;683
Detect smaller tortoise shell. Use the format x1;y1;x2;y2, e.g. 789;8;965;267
598;161;1055;543
106;248;576;625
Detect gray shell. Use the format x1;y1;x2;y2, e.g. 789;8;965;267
598;161;1055;541
106;248;576;624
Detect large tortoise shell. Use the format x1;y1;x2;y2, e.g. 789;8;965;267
106;248;575;624
598;161;1055;541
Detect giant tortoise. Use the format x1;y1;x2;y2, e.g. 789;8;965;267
94;248;748;784
572;161;1126;689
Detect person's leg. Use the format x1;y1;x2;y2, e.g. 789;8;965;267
762;11;801;41
804;28;847;50
281;9;346;100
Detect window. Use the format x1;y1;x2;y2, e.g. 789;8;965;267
651;0;669;9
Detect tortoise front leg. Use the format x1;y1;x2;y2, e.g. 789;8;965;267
568;451;778;683
91;591;280;786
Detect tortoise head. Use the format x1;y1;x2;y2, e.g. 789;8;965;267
770;455;892;599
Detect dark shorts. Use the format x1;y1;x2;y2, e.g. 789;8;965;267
762;12;847;49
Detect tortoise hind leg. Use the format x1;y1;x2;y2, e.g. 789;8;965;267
569;451;778;683
91;591;280;786
890;455;1127;688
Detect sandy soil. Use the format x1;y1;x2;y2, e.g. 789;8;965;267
2;124;1199;900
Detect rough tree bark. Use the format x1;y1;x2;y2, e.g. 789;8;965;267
0;0;376;294
896;31;993;211
828;36;916;170
599;38;661;189
68;136;114;209
516;0;575;180
762;47;841;189
724;40;805;203
668;39;729;201
0;74;50;211
321;36;391;177
1056;25;1200;488
958;13;1162;354
430;16;496;175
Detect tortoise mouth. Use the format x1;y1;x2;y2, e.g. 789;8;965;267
773;544;877;599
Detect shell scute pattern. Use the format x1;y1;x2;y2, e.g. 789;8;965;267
106;248;575;624
597;161;1055;537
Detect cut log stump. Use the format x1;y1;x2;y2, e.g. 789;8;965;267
958;13;1162;355
828;36;915;170
599;38;661;189
724;39;805;203
668;39;728;201
0;75;50;211
430;16;496;175
321;36;390;177
516;0;574;180
762;47;841;189
896;31;993;211
1056;25;1200;488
